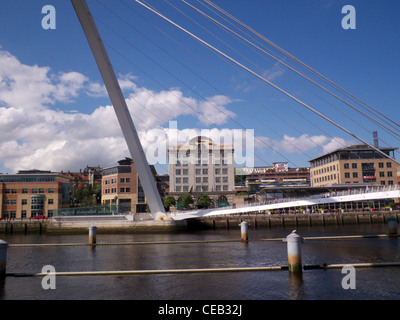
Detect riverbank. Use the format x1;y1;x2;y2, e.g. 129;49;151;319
0;210;398;234
191;210;400;230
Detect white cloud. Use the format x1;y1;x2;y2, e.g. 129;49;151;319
255;133;353;156
0;49;236;173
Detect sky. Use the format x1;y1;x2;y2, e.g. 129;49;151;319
0;0;399;175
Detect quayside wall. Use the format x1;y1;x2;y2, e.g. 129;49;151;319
0;211;398;234
187;211;400;230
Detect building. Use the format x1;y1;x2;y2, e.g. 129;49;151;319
156;174;170;198
62;165;102;195
101;158;155;213
236;162;310;192
309;144;399;187
168;136;235;208
0;170;70;219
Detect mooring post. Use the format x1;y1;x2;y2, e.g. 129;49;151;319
0;240;9;278
284;230;303;273
89;225;97;246
388;216;398;236
239;221;249;242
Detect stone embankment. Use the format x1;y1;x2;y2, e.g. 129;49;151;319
0;211;398;234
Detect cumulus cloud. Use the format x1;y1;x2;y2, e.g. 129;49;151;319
0;49;236;173
255;133;354;156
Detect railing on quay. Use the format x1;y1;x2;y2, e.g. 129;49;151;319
54;205;123;217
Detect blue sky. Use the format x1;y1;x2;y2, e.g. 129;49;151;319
0;0;399;174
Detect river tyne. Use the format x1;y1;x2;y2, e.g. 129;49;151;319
1;223;399;300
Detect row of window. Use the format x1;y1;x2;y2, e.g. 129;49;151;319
175;185;230;192
103;178;131;185
175;168;229;175
176;176;230;184
313;162;393;176
3;188;55;194
2;210;54;219
103;187;131;194
175;160;230;166
3;198;55;205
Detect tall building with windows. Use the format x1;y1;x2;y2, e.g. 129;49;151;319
0;170;70;219
309;144;399;187
101;158;155;213
168;136;235;208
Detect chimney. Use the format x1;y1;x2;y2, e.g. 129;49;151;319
373;131;379;148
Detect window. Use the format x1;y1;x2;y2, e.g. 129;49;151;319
12;189;17;194
22;199;27;205
183;186;189;192
176;177;181;184
182;169;188;175
379;172;385;177
352;172;358;178
195;169;201;175
345;173;350;178
222;168;228;174
39;188;45;193
196;177;201;183
223;185;228;191
389;180;394;185
352;163;357;169
183;177;188;184
176;186;181;192
22;188;28;194
175;169;181;175
202;168;208;175
379;162;384;168
203;177;208;183
48;199;54;204
387;162;392;168
216;185;221;191
21;210;27;218
195;186;201;192
215;168;221;175
11;199;17;205
388;171;393;177
48;188;54;193
215;177;221;183
223;177;228;183
344;163;349;169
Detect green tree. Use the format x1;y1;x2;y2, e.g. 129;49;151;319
197;193;212;209
70;184;101;207
181;194;194;209
163;195;176;211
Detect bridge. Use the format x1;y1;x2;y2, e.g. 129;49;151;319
170;185;400;220
70;1;400;222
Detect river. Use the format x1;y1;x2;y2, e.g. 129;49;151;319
0;223;399;300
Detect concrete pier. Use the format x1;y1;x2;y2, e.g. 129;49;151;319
284;231;303;273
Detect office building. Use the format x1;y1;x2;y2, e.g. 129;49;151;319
0;170;70;219
309;144;399;187
168;136;235;208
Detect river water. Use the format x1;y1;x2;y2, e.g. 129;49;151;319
1;223;399;300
